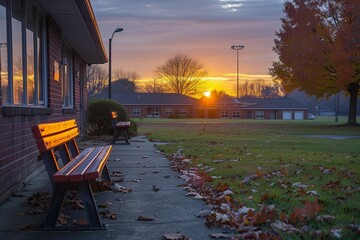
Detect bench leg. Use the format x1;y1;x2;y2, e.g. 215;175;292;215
111;129;120;144
101;164;111;181
123;129;130;145
42;183;66;229
79;181;106;229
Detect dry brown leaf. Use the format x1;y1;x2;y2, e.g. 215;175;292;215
20;224;32;231
293;198;322;222
100;210;117;219
25;209;43;215
270;220;301;233
163;233;190;240
73;218;88;226
137;215;154;221
209;233;231;238
98;202;112;208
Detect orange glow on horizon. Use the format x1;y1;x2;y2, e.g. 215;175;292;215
135;72;275;98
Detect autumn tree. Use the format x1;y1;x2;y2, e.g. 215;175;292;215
86;65;107;96
270;0;359;125
153;53;208;96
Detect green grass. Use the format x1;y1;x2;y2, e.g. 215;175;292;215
136;117;360;239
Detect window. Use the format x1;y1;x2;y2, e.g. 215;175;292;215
179;108;187;116
0;4;7;105
61;43;73;108
132;107;140;117
220;111;229;118
0;1;46;106
165;107;173;115
255;111;264;119
232;111;241;118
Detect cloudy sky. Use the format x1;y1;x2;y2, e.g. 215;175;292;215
91;0;285;96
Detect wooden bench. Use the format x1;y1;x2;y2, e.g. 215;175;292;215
31;119;112;230
110;111;131;145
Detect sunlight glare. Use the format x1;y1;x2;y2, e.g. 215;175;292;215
204;91;211;98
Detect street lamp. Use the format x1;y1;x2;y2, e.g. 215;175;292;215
108;27;124;99
231;45;245;99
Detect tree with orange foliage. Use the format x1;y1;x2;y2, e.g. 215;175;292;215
270;0;359;125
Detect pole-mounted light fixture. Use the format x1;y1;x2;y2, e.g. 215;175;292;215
108;28;124;99
231;45;245;99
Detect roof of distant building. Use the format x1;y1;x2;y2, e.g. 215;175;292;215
239;97;307;109
93;93;198;105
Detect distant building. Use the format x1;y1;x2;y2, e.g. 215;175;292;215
95;93;198;118
99;93;308;120
0;0;107;202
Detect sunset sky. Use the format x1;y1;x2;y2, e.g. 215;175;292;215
91;0;285;96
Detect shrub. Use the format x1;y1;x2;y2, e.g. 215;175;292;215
86;99;137;135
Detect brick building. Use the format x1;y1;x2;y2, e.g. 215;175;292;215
101;93;308;120
0;0;107;202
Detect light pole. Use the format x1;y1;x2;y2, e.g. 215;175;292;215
108;27;124;99
231;45;245;99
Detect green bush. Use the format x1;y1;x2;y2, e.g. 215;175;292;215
86;99;137;135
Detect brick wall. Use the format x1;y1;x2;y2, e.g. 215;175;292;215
0;17;85;203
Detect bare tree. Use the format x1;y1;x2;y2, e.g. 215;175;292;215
153;53;208;96
114;69;140;82
238;80;284;98
86;65;107;96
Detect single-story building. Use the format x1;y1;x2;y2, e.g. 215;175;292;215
103;93;308;120
0;0;107;202
198;97;308;120
95;93;198;118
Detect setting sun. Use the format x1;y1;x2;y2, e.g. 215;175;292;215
204;91;211;98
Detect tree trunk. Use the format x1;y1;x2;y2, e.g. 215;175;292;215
347;83;359;126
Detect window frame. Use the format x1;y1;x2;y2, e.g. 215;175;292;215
0;0;47;108
220;111;229;118
132;107;140;117
255;111;264;119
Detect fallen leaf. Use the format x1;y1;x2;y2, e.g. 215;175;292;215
100;210;117;219
322;180;341;190
270;220;301;233
137;215;154;221
25;209;43;215
73;218;88;226
98;202;112;208
209;233;230;238
293;198;322;222
316;215;335;222
163;233;190;240
20;224;32;231
152;185;160;192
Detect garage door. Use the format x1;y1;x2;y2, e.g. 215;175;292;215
283;111;292;120
294;111;304;120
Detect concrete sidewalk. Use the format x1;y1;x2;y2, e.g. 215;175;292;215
0;136;220;240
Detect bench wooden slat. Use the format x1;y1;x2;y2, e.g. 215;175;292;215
84;145;112;180
66;147;105;182
115;121;131;128
32;119;77;138
35;127;80;154
52;147;94;182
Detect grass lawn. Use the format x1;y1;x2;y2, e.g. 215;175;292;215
135;117;360;239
